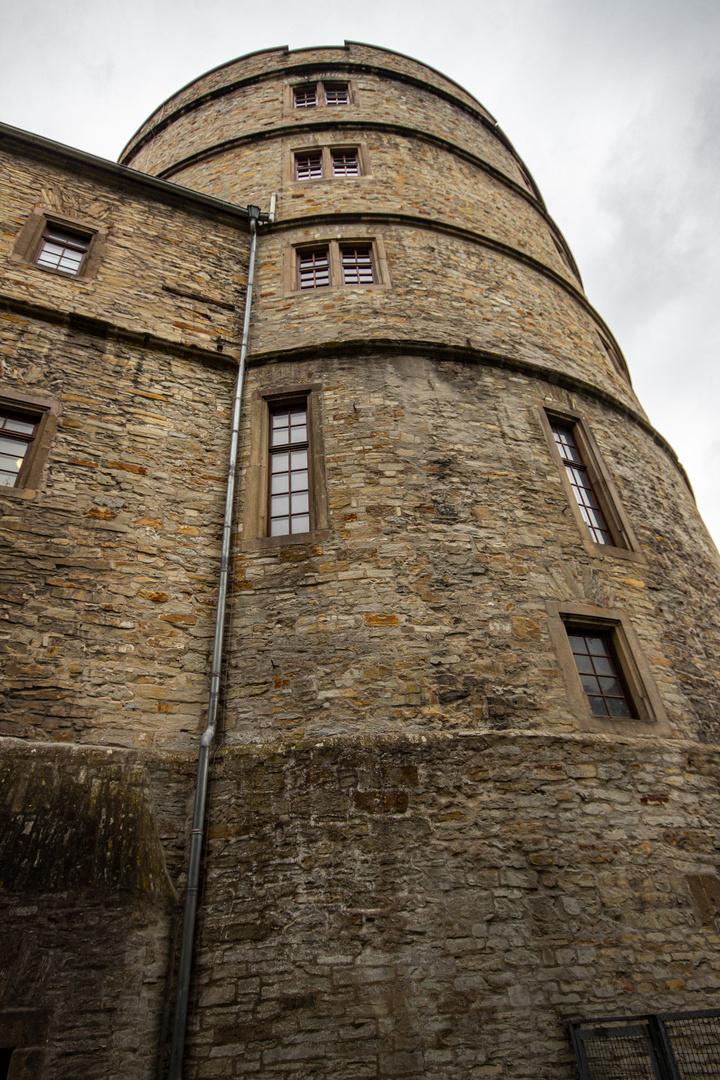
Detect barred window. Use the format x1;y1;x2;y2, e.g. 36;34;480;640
567;629;635;719
293;84;318;108
269;405;310;536
332;148;360;176
0;410;40;488
297;248;330;290
324;83;349;105
34;225;89;275
295;151;323;180
341;245;374;285
550;420;612;545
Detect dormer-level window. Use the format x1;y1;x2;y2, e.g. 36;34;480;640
324;82;349;105
295;151;324;180
34;225;90;275
293;84;318;108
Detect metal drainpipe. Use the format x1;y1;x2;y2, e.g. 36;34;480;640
168;204;263;1080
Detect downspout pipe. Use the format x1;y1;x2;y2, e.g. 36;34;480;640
168;204;264;1080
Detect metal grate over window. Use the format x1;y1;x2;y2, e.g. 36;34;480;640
569;1009;720;1080
551;420;612;545
341;245;374;285
296;151;323;180
269;405;310;536
35;225;89;275
0;411;39;488
324;82;349;105
297;248;330;290
332;149;360;176
293;84;317;108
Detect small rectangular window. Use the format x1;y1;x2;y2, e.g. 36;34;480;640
550;420;612;545
0;410;40;487
293;84;318;109
295;151;323;180
324;83;349;105
566;629;635;718
269;404;310;536
297;248;330;290
332;148;360;176
34;225;89;275
341;245;374;285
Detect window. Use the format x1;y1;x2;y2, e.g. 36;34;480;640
0;410;40;487
324;82;349;105
539;409;641;559
290;239;387;292
0;392;59;493
241;384;329;548
293;83;318;108
341;245;374;285
12;212;104;280
546;601;670;734
566;629;634;718
288;81;353;113
34;224;90;275
298;248;330;290
550;420;612;545
332;148;359;176
268;405;310;536
295;150;323;180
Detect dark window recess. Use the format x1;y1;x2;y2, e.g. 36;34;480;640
567;630;635;719
269;405;310;536
332;148;360;175
293;84;317;108
341;244;374;285
0;1048;13;1080
324;82;349;105
35;224;89;274
569;1009;720;1080
0;410;39;488
297;248;330;290
296;151;323;180
551;420;612;544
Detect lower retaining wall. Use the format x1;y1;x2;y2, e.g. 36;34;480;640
2;730;720;1078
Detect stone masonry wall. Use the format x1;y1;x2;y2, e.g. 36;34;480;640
226;351;720;748
0;144;250;750
184;729;720;1080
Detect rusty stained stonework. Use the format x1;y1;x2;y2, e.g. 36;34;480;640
1;40;720;1080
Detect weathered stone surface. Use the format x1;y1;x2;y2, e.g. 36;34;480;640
1;39;720;1080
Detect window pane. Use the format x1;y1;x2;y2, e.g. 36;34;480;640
589;696;609;716
271;473;290;494
3;417;35;434
290;449;308;469
291;492;309;515
271;517;290;535
290;470;308;492
289;425;307;444
0;452;24;474
271;494;289;517
607;697;633;718
291;514;310;533
271;452;289;472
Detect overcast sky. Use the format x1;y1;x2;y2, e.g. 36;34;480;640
1;0;718;546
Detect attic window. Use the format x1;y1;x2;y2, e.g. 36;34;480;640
34;224;90;275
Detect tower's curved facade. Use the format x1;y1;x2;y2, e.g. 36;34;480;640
122;43;720;749
2;41;720;1080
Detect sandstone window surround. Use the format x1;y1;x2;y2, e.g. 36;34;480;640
284;79;356;115
286;236;389;293
11;210;106;281
538;407;642;562
546;601;670;736
0;389;60;497
289;145;368;184
241;383;329;550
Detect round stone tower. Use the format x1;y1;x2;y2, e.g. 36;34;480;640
123;43;720;1079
